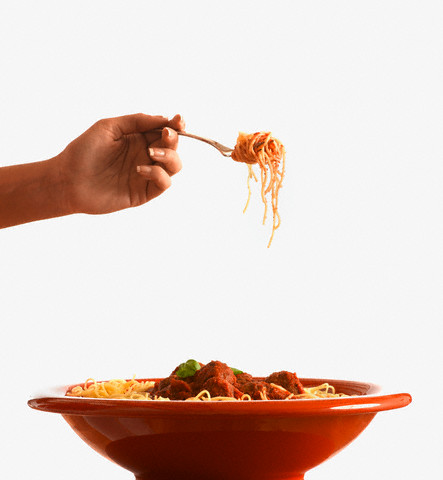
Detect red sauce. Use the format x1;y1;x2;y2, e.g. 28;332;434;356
152;360;304;400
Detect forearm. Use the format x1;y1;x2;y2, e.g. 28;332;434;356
0;157;72;228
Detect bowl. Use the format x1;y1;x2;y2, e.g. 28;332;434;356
28;377;411;480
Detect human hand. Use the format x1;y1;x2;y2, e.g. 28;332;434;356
57;113;185;215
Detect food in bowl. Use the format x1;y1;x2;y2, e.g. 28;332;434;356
67;359;348;401
28;360;412;480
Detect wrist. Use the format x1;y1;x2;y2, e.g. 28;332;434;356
48;154;78;216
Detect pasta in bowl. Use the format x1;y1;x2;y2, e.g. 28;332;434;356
28;360;411;480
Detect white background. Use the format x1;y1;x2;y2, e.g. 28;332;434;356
0;1;441;478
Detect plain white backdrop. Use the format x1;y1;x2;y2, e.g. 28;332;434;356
0;1;441;478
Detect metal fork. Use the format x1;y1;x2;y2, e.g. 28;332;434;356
152;129;234;157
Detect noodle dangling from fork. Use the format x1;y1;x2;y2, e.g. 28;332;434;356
231;132;286;247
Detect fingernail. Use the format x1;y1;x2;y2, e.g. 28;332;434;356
137;165;152;174
176;114;185;129
163;127;173;138
149;147;166;158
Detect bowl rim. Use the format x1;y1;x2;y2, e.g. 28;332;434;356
28;377;412;417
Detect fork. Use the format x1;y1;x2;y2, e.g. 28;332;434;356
152;129;234;157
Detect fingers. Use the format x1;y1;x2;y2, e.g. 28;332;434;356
144;114;184;146
96;113;185;141
119;112;184;201
146;125;182;175
167;114;186;132
136;165;172;200
99;113;170;140
148;146;182;175
151;125;179;150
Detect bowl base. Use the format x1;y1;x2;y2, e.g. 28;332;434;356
135;476;304;480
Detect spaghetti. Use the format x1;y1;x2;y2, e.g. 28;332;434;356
67;379;346;401
231;132;286;247
67;362;348;402
67;378;156;400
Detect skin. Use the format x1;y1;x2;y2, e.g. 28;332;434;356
0;113;185;228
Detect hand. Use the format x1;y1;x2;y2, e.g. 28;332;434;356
58;113;185;215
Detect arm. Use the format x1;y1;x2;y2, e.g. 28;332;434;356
0;158;69;228
0;113;184;229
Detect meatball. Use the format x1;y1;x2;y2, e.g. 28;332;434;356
235;372;253;386
240;380;269;400
266;383;293;400
191;361;242;399
153;376;192;400
193;361;236;386
265;371;304;395
200;378;239;398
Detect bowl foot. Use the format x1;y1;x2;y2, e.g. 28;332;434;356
135;475;304;480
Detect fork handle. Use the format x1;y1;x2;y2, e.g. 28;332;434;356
150;128;233;157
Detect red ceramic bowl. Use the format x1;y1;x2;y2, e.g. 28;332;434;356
28;377;411;480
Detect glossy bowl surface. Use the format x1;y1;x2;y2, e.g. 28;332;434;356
28;378;411;480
